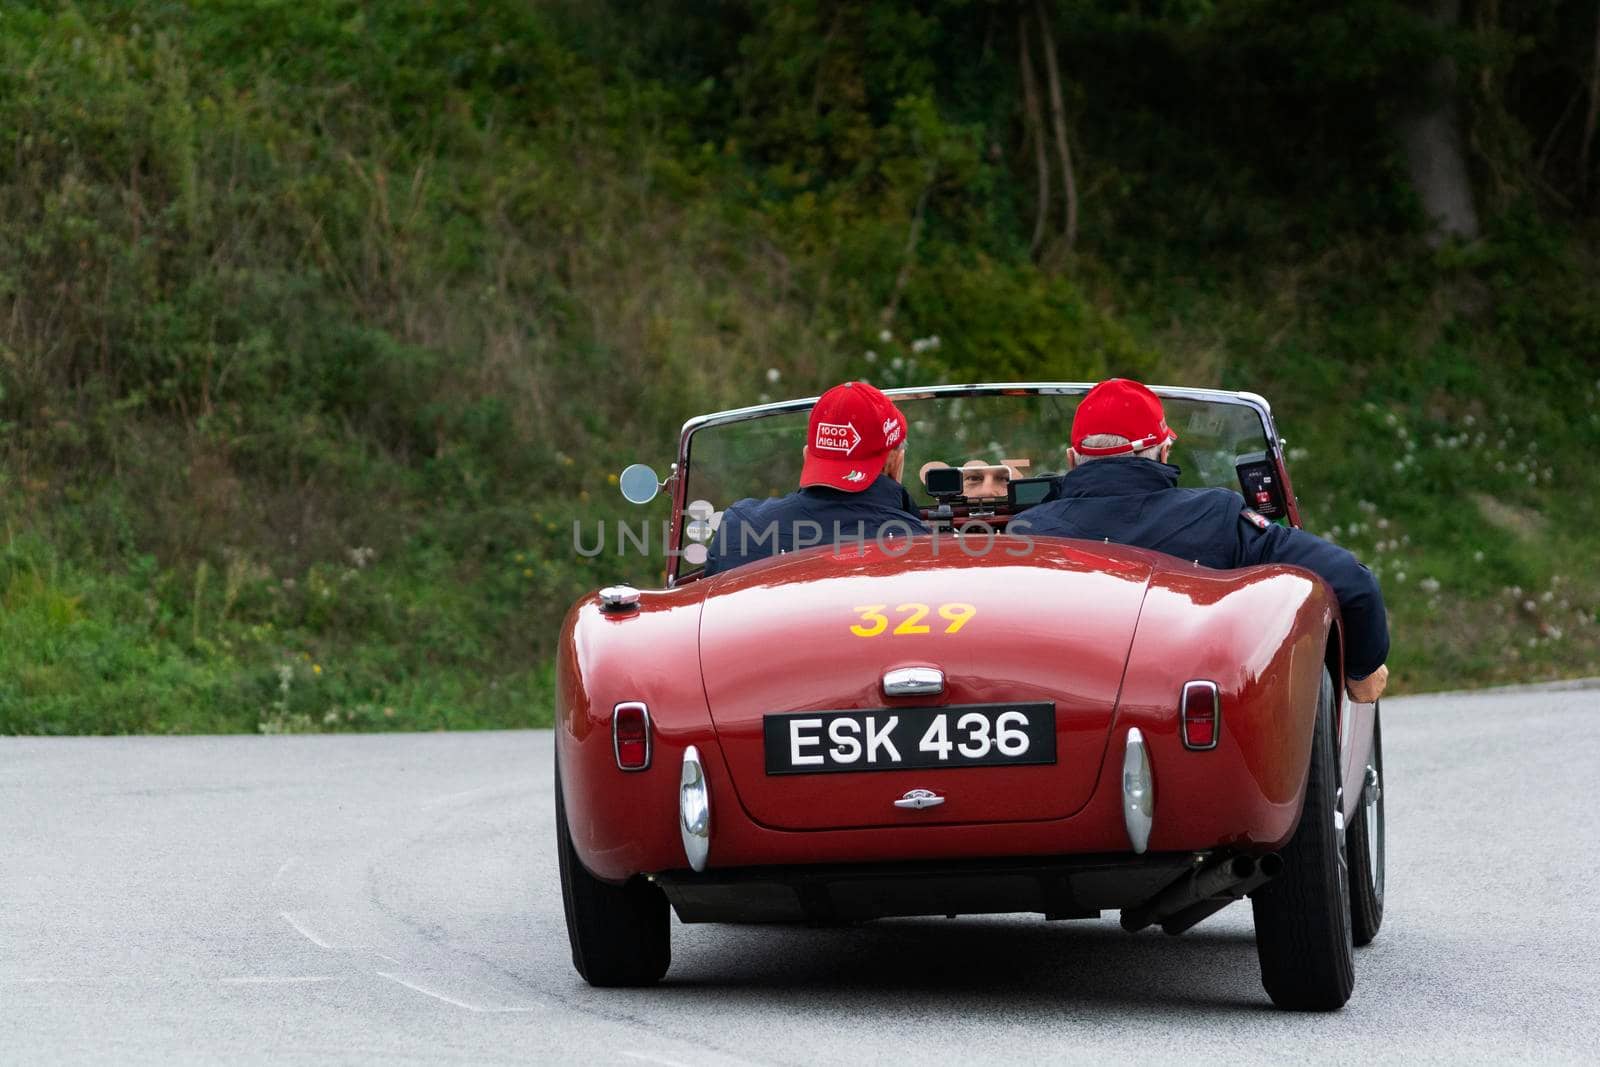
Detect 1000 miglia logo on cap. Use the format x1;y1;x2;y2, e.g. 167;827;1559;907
814;422;862;453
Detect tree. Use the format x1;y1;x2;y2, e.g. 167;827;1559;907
1395;0;1480;242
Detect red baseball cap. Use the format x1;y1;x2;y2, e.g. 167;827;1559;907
1071;378;1178;457
799;381;909;491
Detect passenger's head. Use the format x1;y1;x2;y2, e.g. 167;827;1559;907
799;381;909;491
1068;378;1177;469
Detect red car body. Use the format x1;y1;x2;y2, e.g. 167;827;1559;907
562;539;1353;860
555;384;1384;1007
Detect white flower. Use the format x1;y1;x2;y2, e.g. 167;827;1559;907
1473;551;1484;562
1395;571;1406;582
766;367;781;383
878;328;893;343
1464;414;1476;426
891;356;904;370
1523;600;1537;612
865;350;878;363
1392;461;1404;472
1419;577;1440;594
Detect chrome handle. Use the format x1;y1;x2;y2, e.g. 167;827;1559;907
882;667;944;697
894;789;945;810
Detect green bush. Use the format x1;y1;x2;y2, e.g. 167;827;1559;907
1;0;1596;733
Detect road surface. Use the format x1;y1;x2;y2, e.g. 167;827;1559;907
3;682;1598;1064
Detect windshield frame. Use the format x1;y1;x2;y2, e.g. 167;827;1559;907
667;382;1290;586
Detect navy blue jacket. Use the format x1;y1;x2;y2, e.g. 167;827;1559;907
703;475;929;577
1013;458;1389;678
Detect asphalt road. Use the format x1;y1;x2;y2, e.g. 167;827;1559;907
4;682;1598;1065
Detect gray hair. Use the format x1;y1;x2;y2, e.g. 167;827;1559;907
1074;433;1164;463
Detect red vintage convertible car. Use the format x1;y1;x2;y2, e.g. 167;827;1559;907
556;384;1386;1011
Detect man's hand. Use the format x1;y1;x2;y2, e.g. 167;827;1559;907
1347;664;1389;704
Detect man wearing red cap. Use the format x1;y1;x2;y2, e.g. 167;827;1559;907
1014;378;1390;702
703;381;928;576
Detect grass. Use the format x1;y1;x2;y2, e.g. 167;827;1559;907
0;1;1596;734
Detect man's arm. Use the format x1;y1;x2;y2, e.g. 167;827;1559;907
1236;511;1390;684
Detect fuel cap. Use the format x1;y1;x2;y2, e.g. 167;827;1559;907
598;585;641;613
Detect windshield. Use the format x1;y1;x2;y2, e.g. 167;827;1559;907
677;389;1275;576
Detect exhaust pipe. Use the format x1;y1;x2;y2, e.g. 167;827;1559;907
1159;853;1282;935
1120;853;1282;934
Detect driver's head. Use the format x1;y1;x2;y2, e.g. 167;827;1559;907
799;381;909;490
1068;378;1178;469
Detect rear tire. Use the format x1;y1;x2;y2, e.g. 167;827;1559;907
555;761;672;987
1251;668;1355;1011
1346;704;1385;946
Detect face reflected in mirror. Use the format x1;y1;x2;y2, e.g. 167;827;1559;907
961;461;1016;500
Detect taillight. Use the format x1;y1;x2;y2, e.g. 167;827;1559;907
613;702;651;770
1181;681;1220;751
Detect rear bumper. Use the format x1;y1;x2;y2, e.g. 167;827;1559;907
559;719;1308;883
653;853;1199;924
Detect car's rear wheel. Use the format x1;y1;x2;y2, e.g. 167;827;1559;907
1346;704;1385;946
555;761;671;987
1251;667;1355;1011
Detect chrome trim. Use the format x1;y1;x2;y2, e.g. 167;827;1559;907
893;788;946;810
1235;390;1273;415
680;382;1275;436
1180;680;1221;751
611;702;651;771
679;745;710;872
882;666;944;698
1122;727;1155;855
1364;762;1384;898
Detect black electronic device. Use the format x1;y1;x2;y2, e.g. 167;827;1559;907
923;465;964;499
1235;451;1288;519
1006;476;1055;509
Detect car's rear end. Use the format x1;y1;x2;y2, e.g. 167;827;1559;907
555;538;1337;990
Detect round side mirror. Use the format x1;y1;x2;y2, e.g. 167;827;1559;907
618;463;661;505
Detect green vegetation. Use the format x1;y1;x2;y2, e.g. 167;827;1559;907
2;1;1596;734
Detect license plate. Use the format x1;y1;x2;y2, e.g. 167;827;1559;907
763;702;1056;775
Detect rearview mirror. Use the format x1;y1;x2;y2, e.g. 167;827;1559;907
618;463;661;505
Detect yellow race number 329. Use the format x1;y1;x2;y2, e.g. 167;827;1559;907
850;603;975;637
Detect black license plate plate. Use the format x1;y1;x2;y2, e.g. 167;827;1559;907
764;702;1056;775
